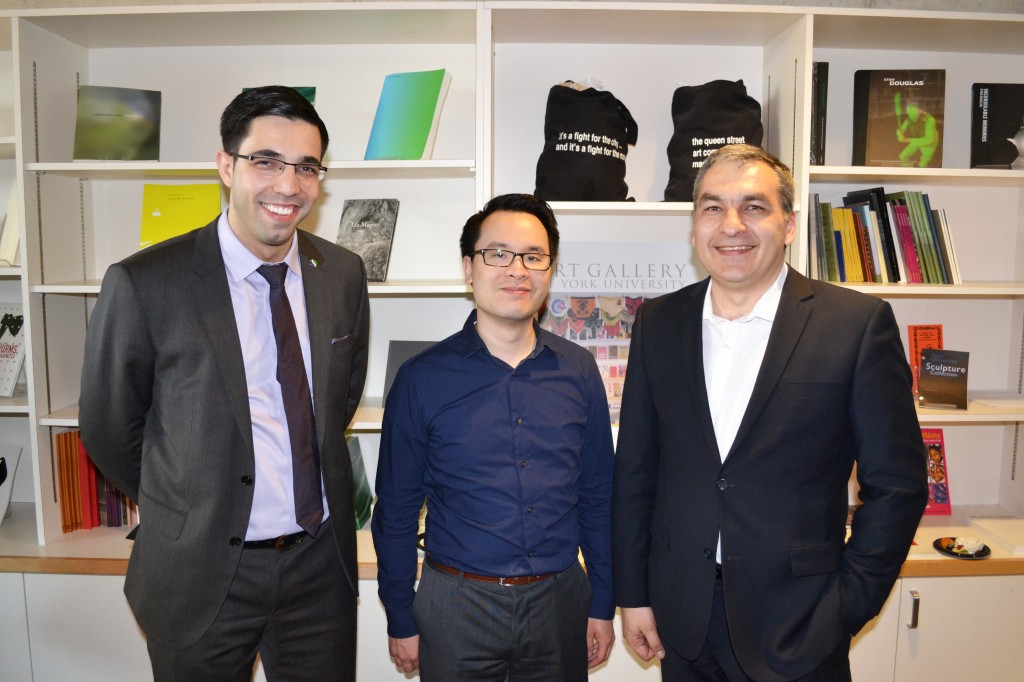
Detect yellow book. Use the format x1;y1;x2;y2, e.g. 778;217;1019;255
836;207;864;283
140;184;222;249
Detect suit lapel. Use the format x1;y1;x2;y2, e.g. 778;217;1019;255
730;268;814;455
298;233;330;449
678;280;721;460
190;220;254;456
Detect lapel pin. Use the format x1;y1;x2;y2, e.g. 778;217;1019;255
309;259;318;268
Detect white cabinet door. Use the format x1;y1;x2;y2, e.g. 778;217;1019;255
851;578;900;682
894;575;1024;681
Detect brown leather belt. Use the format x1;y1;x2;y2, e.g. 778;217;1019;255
244;530;307;551
426;557;556;586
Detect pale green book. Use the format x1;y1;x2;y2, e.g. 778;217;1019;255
73;85;161;161
364;69;451;160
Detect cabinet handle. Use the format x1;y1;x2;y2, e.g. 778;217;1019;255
906;589;920;629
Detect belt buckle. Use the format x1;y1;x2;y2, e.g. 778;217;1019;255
498;576;511;586
274;535;287;551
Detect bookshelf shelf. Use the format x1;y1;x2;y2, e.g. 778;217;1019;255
811;166;1024;187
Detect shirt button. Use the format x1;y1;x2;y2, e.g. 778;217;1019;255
527;507;534;513
528;551;534;557
717;478;729;491
515;417;523;425
520;460;528;468
240;475;254;486
704;548;713;560
230;537;243;547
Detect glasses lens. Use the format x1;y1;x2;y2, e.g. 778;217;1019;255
248;156;285;174
522;254;551;270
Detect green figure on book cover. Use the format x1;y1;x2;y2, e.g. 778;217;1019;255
894;92;939;167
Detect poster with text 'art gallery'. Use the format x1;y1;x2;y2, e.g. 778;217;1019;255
540;241;702;424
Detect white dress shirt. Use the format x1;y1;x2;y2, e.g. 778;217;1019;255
702;264;787;562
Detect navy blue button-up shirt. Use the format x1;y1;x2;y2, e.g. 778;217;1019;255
372;311;615;638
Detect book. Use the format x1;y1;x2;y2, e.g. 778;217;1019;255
347;436;373;530
336;198;400;282
364;69;451;160
845;187;899;283
140;184;221;249
970;83;1024;169
0;304;26;398
0;188;21;267
920;192;950;284
833;206;863;283
889;202;922;283
0;443;21;527
852;69;945;168
908;323;943;397
244;86;316;106
921;428;951;515
73;85;161;161
931;207;962;284
383;340;436;403
917;347;968;410
818;200;839;282
810;61;829;165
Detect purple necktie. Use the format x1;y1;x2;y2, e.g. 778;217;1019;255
257;263;323;536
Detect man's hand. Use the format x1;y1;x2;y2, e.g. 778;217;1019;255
388;635;419;674
586;617;615;668
621;607;665;662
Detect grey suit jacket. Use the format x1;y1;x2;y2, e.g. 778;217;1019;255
612;267;927;681
80;218;369;648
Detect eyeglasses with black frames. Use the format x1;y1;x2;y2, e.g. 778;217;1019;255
473;249;553;271
228;152;327;182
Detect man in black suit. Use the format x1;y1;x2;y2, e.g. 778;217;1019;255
80;86;368;681
612;144;927;681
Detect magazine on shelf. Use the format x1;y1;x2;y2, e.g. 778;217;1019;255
921;428;951;515
336;198;400;282
73;85;161;161
852;69;945;168
917;347;968;410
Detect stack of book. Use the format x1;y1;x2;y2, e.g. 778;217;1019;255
807;187;961;285
54;430;136;533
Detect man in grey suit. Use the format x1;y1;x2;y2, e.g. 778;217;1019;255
80;86;369;681
613;145;927;681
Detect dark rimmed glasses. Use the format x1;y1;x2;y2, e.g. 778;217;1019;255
229;152;327;182
473;249;553;271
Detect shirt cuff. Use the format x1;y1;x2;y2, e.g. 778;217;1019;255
385;608;419;639
588;588;615;621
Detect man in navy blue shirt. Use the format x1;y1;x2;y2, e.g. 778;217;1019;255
372;193;615;680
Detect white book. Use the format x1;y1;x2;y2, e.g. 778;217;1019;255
0;304;25;397
0;189;20;267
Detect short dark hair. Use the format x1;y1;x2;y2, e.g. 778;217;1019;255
459;194;559;260
693;144;794;216
220;85;329;158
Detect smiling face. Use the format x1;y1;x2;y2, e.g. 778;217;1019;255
691;159;795;310
463;210;553;333
216;115;323;262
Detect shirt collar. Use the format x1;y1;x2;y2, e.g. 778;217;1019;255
218;210;302;282
702;264;788;325
455;310;560;362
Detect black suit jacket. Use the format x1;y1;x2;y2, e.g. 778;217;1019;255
80;219;369;648
612;268;927;681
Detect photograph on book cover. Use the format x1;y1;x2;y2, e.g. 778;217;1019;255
921;428;951;515
540;241;703;424
336;198;399;282
73;85;161;161
853;69;945;168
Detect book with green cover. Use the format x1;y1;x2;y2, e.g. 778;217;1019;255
140;184;221;249
364;69;451;160
73;85;161;161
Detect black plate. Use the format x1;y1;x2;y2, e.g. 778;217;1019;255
932;538;991;560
